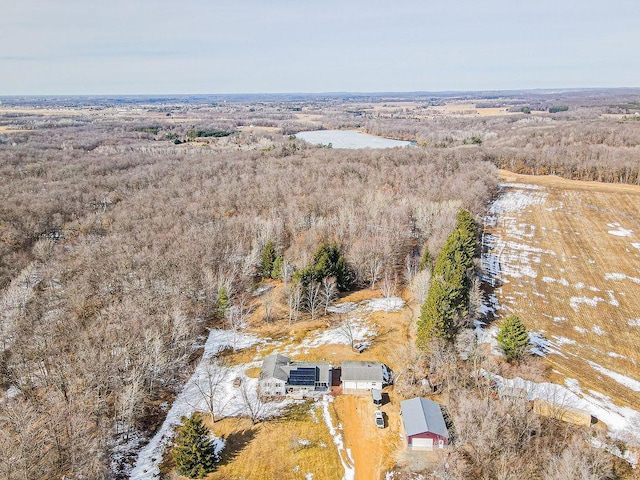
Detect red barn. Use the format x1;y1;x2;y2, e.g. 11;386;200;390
400;397;449;449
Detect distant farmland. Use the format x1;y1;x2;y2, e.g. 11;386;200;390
482;171;640;431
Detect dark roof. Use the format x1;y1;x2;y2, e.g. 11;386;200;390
341;361;383;382
400;397;449;439
260;354;331;385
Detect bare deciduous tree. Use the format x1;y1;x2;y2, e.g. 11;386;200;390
321;276;337;315
305;281;322;321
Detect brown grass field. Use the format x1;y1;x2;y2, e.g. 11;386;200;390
487;171;640;412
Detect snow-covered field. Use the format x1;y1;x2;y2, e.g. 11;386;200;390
479;180;640;462
295;130;413;149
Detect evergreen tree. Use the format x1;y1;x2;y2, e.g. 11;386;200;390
497;314;530;361
271;255;284;280
172;415;219;478
215;286;229;319
417;279;456;348
296;243;352;291
260;241;276;278
417;209;479;348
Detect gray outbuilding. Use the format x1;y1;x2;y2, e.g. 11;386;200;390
341;361;384;394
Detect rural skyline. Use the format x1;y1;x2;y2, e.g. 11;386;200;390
2;0;639;95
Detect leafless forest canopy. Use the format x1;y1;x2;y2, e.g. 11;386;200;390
0;89;638;478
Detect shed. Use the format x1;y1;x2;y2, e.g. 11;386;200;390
400;397;449;449
371;388;382;406
341;361;384;394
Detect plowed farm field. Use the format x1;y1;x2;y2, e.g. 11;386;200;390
483;171;640;415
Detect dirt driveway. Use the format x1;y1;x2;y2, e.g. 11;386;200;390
333;393;402;480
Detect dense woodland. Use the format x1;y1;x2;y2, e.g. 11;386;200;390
0;90;639;479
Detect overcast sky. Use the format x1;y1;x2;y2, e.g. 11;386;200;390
1;0;638;95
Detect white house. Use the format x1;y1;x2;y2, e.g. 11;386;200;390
259;354;331;397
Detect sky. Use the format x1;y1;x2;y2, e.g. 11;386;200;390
1;0;638;95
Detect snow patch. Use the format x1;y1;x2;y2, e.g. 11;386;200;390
326;302;358;314
587;361;640;393
607;223;633;237
365;297;405;312
605;272;640;284
321;395;355;480
628;319;640;327
299;317;374;349
608;352;626;359
569;295;604;312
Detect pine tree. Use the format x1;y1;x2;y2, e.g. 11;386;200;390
172;415;219;478
260;241;276;278
417;279;456;348
271;255;284;279
497;314;530;361
296;243;353;291
417;209;479;348
215;286;229;319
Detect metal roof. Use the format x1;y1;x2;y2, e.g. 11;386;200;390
400;397;449;439
341;361;383;382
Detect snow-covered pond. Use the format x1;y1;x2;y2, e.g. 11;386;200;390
295;130;413;149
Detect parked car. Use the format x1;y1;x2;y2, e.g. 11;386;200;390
374;410;385;428
232;377;242;388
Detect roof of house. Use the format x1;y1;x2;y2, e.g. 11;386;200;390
260;354;290;382
282;362;331;385
341;361;383;382
260;354;331;385
400;397;449;439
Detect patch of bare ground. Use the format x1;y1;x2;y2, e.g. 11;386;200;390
333;393;403;480
488;171;640;411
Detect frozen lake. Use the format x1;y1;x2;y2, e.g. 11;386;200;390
295;130;413;149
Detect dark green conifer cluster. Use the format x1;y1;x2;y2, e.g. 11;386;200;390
417;209;477;347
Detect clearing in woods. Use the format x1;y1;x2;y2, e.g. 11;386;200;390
483;171;640;412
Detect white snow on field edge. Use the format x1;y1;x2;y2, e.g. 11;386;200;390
129;330;289;480
489;372;640;446
321;395;355;480
586;361;640;393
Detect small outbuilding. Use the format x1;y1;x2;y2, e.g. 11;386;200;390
341;361;384;394
371;388;383;406
400;397;449;449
